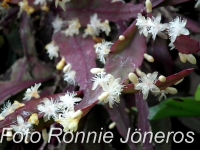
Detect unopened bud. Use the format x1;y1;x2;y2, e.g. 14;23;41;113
6;128;13;141
136;68;143;76
166;87;178;94
128;73;139;85
56;57;66;70
158;75;166;82
98;92;109;102
145;0;152;13
144;53;154;62
63;63;72;73
90;68;105;74
185;54;196;64
178;53;187;63
174;78;184;85
119;35;125;41
42;129;49;142
72;110;83;119
108;122;116;129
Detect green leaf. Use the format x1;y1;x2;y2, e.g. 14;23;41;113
195;85;200;101
149;97;200;120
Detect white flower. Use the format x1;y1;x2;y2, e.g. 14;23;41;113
0;101;12;119
101;74;124;108
37;98;58;122
10;115;32;135
195;0;200;8
55;0;70;11
56;110;80;132
154;90;168;101
45;41;59;59
34;0;47;5
23;83;41;100
136;13;151;37
94;40;113;64
83;13;102;38
52;16;65;33
168;16;189;43
100;20;111;36
62;18;81;37
148;13;168;40
135;72;160;100
64;70;76;85
91;72;110;90
59;92;82;111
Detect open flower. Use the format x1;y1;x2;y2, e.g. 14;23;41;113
59;92;82;111
45;41;59;60
148;13;168;40
37;98;58;122
94;40;113;64
136;13;151;37
23;83;41;100
10;115;32;136
168;16;189;42
64;70;76;85
135;72;160;100
91;72;109;90
101;74;124;108
52;16;65;33
55;0;70;11
62;18;81;37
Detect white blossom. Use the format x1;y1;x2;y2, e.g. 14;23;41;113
64;70;76;85
83;13;102;38
168;16;189;43
37;98;58;122
135;72;160;100
154;90;168;101
52;16;65;33
56;110;79;132
101;74;124;108
10;115;32;136
62;18;81;37
136;13;151;37
23;83;41;101
148;13;168;40
91;72;110;90
100;20;111;36
45;41;59;59
94;40;113;64
55;0;70;11
0;101;12;119
195;0;200;8
59;92;82;111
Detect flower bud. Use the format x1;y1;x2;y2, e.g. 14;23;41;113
98;92;109;102
178;53;187;63
72;110;83;119
145;0;152;13
128;73;139;84
119;35;125;41
90;68;105;74
56;57;66;70
144;53;154;62
185;54;196;64
108;122;116;129
166;87;178;94
158;75;166;82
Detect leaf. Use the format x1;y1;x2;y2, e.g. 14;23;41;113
135;94;154;150
105;97;137;150
149;97;200;121
153;0;192;7
0;78;52;105
56;0;144;25
53;34;96;90
156;68;194;90
174;35;200;54
123;68;194;93
195;85;200;101
106;21;147;81
150;37;173;76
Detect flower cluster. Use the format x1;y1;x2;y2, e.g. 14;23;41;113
83;13;111;38
91;70;124;108
136;13;189;43
37;91;82;132
94;40;113;64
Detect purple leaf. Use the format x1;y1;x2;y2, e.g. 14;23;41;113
151;38;174;75
123;68;194;93
156;68;194;90
53;34;96;90
135;94;154;150
105;97;137;150
0;78;52;105
174;35;200;54
106;21;147;81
